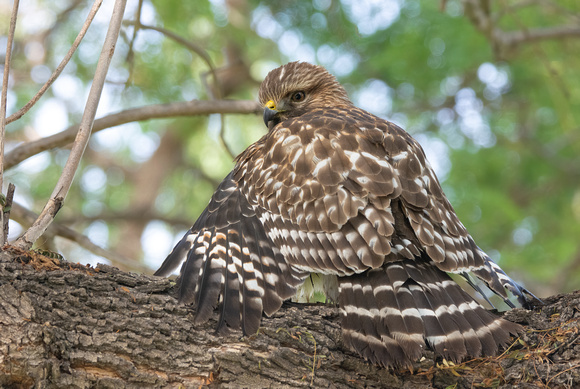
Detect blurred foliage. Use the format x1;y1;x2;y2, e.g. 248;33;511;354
1;0;579;294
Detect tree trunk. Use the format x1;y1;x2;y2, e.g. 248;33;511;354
0;248;578;388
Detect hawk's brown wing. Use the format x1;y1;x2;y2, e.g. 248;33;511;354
154;171;307;335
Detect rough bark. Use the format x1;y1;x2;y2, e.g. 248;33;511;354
0;247;578;389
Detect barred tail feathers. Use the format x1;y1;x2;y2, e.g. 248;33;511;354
338;258;521;367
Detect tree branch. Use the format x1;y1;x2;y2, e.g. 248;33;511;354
14;0;128;250
0;252;578;388
501;25;580;46
5;99;262;170
5;0;103;125
462;0;580;57
0;0;20;246
124;0;145;85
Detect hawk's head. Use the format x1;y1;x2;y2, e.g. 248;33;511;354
259;62;352;129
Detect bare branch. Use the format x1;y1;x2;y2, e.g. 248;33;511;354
5;99;262;170
497;0;574;107
0;0;20;246
501;25;580;46
218;114;236;160
124;0;145;85
11;202;150;273
14;0;128;250
462;0;580;56
5;0;103;125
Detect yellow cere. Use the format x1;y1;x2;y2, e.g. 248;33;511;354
265;100;276;110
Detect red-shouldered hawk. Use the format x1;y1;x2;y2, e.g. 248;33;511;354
155;61;537;367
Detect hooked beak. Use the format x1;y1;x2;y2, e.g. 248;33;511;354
263;99;279;127
263;107;278;127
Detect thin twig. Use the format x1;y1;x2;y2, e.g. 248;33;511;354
545;363;580;388
218;112;236;159
125;0;144;85
5;0;103;125
5;99;261;170
548;332;580;356
305;331;317;386
15;0;128;250
0;0;20;246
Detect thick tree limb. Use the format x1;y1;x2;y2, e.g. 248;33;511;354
5;100;262;170
0;250;578;388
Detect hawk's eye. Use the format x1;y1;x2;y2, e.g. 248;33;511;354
291;91;306;102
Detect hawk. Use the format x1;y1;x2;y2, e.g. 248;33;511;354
155;61;535;367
